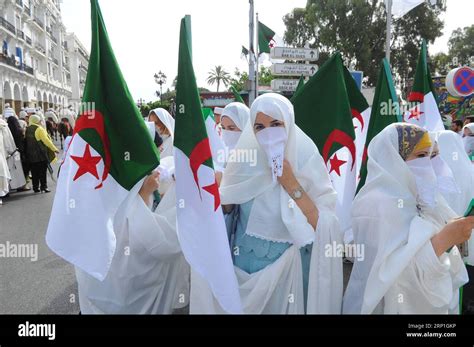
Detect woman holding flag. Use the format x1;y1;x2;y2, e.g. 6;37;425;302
344;123;473;314
192;93;343;314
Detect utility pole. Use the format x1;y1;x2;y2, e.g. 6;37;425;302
248;0;256;106
386;0;392;63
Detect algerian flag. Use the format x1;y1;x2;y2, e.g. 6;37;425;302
257;20;284;65
174;15;242;314
241;46;249;60
388;0;425;18
230;85;245;104
403;39;444;132
357;59;402;192
46;0;160;280
293;53;357;239
342;66;371;186
202;107;226;171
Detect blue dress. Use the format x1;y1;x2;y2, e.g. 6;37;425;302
225;200;312;306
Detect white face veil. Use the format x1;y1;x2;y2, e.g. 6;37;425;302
220;93;337;246
344;123;460;314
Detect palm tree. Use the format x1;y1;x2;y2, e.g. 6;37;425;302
206;66;231;92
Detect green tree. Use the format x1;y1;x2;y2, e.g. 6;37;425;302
283;0;446;87
206;65;231;92
229;67;275;92
430;52;451;76
448;25;474;66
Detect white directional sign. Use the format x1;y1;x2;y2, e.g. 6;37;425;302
270;47;319;61
271;79;300;92
271;63;319;77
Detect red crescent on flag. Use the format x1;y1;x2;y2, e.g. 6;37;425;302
351;108;364;131
71;110;112;190
322;129;356;171
189;138;213;195
408;91;424;103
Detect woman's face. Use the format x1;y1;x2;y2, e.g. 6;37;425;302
221;116;241;132
405;146;431;161
253;112;285;133
430;143;439;159
464;127;473;137
149;113;169;136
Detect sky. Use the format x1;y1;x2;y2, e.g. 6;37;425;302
60;0;473;102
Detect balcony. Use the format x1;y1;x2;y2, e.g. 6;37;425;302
52;57;59;66
78;48;88;60
25;36;32;45
33;16;44;29
16;29;25;40
35;43;46;55
51;36;58;45
62;41;68;50
24;6;31;16
0;54;34;76
16;0;23;7
46;26;53;36
0;17;16;35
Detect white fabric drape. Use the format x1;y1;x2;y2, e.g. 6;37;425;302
343;124;468;314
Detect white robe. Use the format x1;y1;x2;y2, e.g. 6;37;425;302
76;184;189;314
0;120;14;196
343;124;468;314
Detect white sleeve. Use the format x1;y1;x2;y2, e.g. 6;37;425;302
412;241;455;308
126;193;181;260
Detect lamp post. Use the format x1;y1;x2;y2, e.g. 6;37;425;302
154;71;167;104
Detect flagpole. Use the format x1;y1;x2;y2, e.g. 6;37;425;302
386;0;392;63
255;12;260;101
249;0;256;106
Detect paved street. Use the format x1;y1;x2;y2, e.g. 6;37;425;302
0;146;80;315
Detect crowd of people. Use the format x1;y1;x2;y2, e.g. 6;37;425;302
71;94;474;314
0;103;77;205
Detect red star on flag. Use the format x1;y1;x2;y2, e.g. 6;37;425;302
329;153;347;176
70;144;102;181
407;107;424;121
203;180;221;211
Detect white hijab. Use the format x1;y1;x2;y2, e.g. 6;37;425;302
220;93;337;246
221;102;250;131
344;123;462;314
150;108;175;158
463;123;474;156
437;131;474;216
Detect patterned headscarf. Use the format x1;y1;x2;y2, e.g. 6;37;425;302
395;123;431;161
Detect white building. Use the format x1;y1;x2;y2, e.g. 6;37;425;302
0;0;89;115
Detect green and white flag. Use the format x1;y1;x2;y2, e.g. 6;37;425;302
46;0;160;280
358;59;402;192
174;16;242;314
202;107;226;171
293;53;357;240
403;39;444;132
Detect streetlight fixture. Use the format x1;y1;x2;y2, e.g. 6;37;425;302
154;71;167;103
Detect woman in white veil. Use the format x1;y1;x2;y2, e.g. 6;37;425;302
191;93;343;314
149;108;175;158
343;123;473;314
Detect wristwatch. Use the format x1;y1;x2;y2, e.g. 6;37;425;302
290;186;304;200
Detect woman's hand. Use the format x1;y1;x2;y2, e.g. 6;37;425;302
277;160;299;191
139;171;160;205
431;216;474;257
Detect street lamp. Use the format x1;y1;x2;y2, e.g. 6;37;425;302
154;71;167;103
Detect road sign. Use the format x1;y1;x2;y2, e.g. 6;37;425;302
446;66;474;97
270;47;319;61
270;63;319;77
350;71;364;91
271;79;300;92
